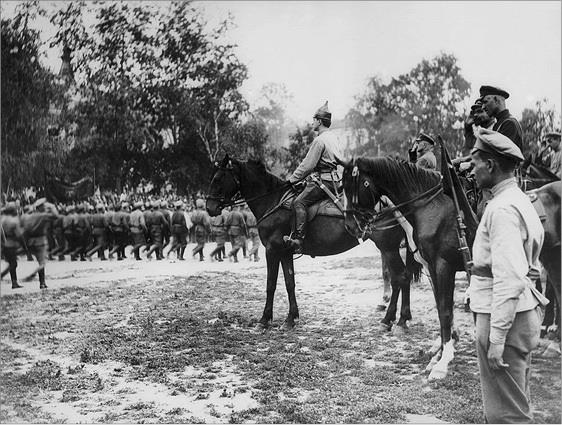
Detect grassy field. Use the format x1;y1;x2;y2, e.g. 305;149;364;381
1;255;560;423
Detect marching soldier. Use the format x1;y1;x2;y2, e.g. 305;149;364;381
62;204;77;260
50;205;66;261
108;202;129;261
86;203;109;260
209;209;227;262
1;202;26;289
190;198;211;261
21;198;58;289
129;201;147;261
71;203;91;261
145;200;168;260
225;205;246;262
244;205;261;262
20;205;34;261
167;200;191;260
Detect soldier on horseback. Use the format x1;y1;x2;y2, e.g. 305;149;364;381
283;101;345;254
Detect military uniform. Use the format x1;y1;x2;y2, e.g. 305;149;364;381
284;101;344;253
23;199;58;289
468;128;546;423
72;204;91;261
209;212;227;261
145;201;169;260
190;199;211;261
109;203;130;260
244;207;260;262
545;132;562;178
86;204;109;260
168;201;191;260
225;207;246;262
129;202;147;260
1;203;25;288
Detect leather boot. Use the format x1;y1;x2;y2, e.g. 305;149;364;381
283;207;306;254
10;268;22;289
39;268;47;290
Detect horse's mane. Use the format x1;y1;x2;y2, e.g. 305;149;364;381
244;159;285;188
356;156;442;192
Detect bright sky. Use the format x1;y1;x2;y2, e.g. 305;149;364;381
3;1;561;125
198;0;561;124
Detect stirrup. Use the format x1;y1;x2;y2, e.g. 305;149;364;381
283;235;303;254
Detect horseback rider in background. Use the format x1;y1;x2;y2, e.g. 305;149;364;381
283;101;345;254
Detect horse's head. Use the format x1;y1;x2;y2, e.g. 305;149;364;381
341;158;383;239
206;154;242;216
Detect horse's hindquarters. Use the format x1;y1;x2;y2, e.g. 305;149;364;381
303;216;359;256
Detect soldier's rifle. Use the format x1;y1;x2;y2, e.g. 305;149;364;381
437;136;473;280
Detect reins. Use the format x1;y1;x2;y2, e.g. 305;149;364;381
345;163;443;235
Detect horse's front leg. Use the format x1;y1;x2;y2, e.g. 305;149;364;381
257;249;280;330
377;256;392;311
427;259;457;380
280;253;299;330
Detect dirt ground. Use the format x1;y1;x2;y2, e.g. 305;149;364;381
1;242;560;423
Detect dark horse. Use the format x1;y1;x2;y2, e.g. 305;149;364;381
342;156;477;379
520;157;560;191
206;155;420;332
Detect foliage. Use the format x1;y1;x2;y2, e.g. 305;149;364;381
0;1;58;191
520;99;560;157
346;53;471;158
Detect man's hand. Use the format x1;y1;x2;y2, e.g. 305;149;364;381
487;342;509;370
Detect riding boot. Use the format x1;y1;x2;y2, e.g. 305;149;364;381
283;206;306;254
179;246;186;260
38;268;47;289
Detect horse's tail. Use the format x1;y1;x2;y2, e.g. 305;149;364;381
406;247;423;283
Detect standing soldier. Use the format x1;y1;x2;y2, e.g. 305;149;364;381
479;85;523;152
209;210;226;262
190;198;211;261
225;205;246;263
545;131;562;178
468;128;546;423
129;201;147;261
21;198;58;289
412;133;437;170
244;205;261;262
86;203;109;260
1;202;26;289
168;200;191;260
145;200;168;260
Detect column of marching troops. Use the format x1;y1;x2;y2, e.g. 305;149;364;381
0;197;261;290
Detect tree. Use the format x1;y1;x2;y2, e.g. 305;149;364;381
346;53;471;158
520;99;560;157
1;1;56;191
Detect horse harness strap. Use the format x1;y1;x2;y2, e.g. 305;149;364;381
380;195;430;271
309;174;344;213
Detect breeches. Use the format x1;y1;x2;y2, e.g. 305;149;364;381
195;230;206;245
475;308;541;423
131;231;146;246
2;246;18;268
292;182;327;236
28;244;47;266
172;230;188;246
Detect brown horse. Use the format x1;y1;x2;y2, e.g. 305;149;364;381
205;155;420;332
342;156;477;379
343;156;562;376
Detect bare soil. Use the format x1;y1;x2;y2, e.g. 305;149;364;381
1;242;560;423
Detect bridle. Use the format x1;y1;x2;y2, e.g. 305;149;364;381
206;160;292;212
344;159;444;237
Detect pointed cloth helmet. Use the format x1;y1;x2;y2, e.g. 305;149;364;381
314;101;331;121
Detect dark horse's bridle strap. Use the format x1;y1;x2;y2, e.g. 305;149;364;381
347;164;444;232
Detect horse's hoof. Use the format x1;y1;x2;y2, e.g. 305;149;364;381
428;366;448;380
379;322;392;332
376;304;387;312
392;325;407;336
253;323;268;334
280;320;295;331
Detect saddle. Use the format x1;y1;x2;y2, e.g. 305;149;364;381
280;188;344;221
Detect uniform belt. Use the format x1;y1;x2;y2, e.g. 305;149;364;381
472;265;492;278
